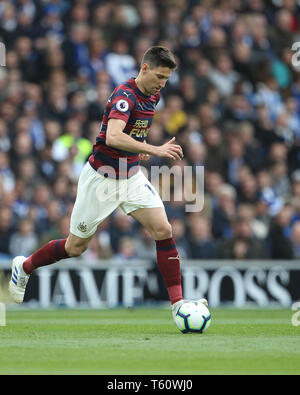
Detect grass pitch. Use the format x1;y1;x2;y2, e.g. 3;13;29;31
0;307;299;375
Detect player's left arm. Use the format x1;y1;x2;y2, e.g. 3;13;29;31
106;118;155;154
106;91;155;154
106;119;183;160
106;90;182;159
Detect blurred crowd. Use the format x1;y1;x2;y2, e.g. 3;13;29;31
1;0;300;263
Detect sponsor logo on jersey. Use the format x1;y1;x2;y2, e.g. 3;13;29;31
129;120;150;138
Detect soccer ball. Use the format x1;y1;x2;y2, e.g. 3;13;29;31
175;301;211;334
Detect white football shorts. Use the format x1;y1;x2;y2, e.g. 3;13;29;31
70;161;164;238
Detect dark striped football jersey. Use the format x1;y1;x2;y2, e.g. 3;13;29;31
89;78;160;179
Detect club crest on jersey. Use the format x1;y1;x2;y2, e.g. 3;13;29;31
77;221;87;233
116;99;129;112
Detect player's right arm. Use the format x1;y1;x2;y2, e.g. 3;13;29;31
106;118;183;161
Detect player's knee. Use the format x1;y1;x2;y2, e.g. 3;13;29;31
65;243;88;257
152;222;172;240
65;234;91;257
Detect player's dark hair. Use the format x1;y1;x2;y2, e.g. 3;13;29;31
141;46;177;70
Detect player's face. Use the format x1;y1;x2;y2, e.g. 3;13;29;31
142;65;172;95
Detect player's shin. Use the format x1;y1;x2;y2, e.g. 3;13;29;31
155;237;183;305
22;239;70;275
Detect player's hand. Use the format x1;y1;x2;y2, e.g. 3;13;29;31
156;137;184;161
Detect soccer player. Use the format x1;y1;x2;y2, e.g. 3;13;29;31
9;46;207;322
